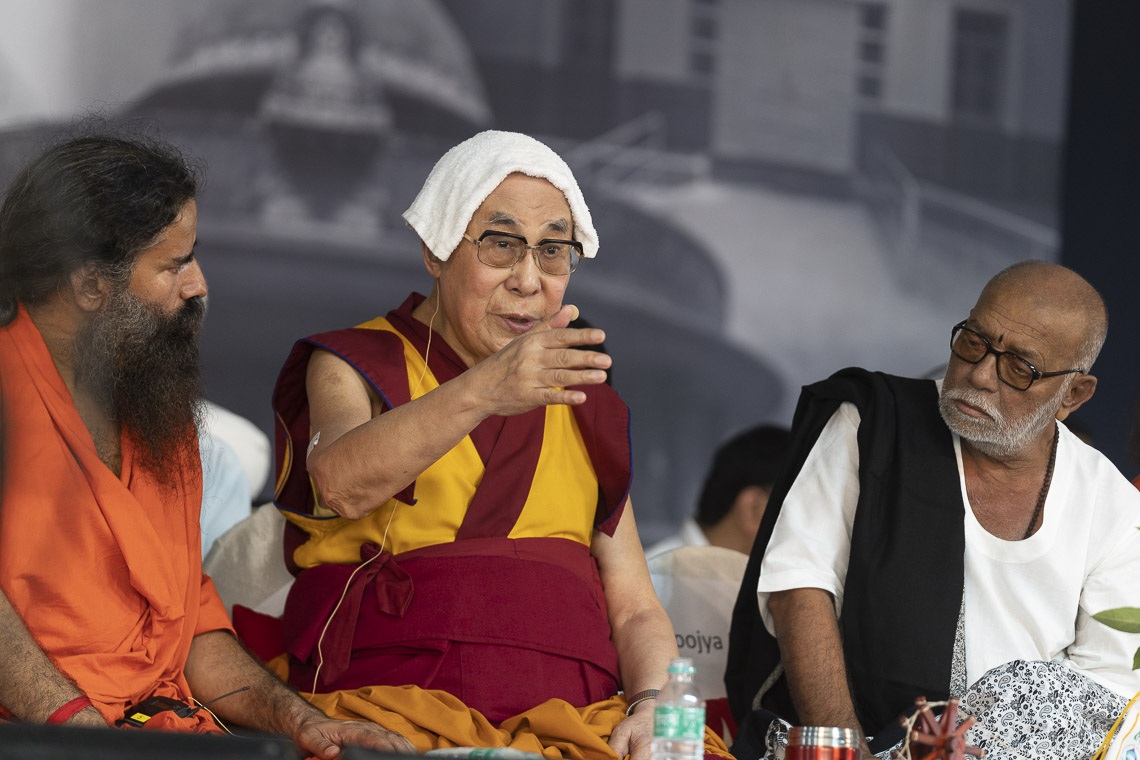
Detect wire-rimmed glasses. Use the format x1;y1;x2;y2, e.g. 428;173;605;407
462;230;583;276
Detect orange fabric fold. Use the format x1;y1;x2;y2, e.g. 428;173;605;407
0;305;232;728
303;684;733;760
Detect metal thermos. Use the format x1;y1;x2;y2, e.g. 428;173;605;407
785;726;860;760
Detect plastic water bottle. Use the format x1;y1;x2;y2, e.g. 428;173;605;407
652;657;705;760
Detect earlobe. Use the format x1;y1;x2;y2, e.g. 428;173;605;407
1056;375;1097;421
421;241;443;278
68;264;108;312
733;486;770;535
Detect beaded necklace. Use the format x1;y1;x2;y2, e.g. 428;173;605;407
1022;424;1059;540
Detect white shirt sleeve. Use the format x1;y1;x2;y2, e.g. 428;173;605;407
1067;491;1140;698
199;432;253;559
756;402;862;635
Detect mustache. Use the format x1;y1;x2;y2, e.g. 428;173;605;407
171;295;206;334
941;386;1004;425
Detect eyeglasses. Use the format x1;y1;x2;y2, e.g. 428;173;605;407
949;321;1085;391
462;231;582;276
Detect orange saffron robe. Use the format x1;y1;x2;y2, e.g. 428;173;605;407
0;305;233;728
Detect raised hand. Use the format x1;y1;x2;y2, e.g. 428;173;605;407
465;303;613;417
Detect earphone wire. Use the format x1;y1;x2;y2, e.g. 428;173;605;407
190;697;235;735
308;504;398;696
308;295;437;697
409;291;438;398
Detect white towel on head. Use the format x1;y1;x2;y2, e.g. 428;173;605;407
402;130;598;261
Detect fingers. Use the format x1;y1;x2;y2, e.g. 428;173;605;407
343;723;415;754
522;344;611;405
547;366;609;388
541;388;588;407
385;731;418;754
607;715;654;760
508;325;613;379
546;303;580;330
299;730;340;760
336;725;414;753
607;720;633;759
553;325;607;350
472;309;613;416
526;341;611;380
550;344;610;372
364;734;416;754
527;305;607;350
302;721;417;758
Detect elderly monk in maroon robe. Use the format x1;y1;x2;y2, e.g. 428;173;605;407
272;131;731;760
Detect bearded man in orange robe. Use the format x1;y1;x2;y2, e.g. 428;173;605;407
0;131;412;757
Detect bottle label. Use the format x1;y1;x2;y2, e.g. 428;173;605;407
653;705;705;740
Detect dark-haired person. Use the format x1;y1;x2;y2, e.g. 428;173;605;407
728;262;1140;759
645;425;791;558
0;132;411;756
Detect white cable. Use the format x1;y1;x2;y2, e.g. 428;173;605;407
308;294;436;695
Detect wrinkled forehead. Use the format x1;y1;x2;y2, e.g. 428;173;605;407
968;287;1084;359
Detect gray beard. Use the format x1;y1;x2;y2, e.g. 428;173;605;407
938;381;1063;459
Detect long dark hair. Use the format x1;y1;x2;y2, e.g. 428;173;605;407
0;130;200;325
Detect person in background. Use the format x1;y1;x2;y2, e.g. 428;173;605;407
645;425;791;559
0;130;411;756
199;401;272;558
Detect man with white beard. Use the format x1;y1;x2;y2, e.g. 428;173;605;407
726;261;1140;760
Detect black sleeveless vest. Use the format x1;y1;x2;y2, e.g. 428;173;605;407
726;368;964;746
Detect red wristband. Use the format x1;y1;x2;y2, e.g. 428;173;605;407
45;696;92;725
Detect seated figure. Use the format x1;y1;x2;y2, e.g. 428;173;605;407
646;425;791;559
727;261;1140;760
199;401;272;558
0;131;409;756
271;130;731;760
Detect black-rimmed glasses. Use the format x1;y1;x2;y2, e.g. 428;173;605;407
950;320;1085;391
462;231;582;276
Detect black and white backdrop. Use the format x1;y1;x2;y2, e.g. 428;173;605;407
1;0;1134;542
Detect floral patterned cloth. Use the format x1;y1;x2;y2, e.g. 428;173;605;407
761;660;1127;760
956;660;1126;760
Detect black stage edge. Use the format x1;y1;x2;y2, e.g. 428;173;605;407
0;722;408;760
1060;0;1140;472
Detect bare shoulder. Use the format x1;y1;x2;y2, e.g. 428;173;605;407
307;348;368;394
306;348;378;429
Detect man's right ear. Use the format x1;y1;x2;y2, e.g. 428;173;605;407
68;264;109;312
421;241;444;278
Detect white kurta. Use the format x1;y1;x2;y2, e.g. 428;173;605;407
757;396;1140;699
644;518;710;560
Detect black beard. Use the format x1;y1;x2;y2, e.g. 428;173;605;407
74;290;206;487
